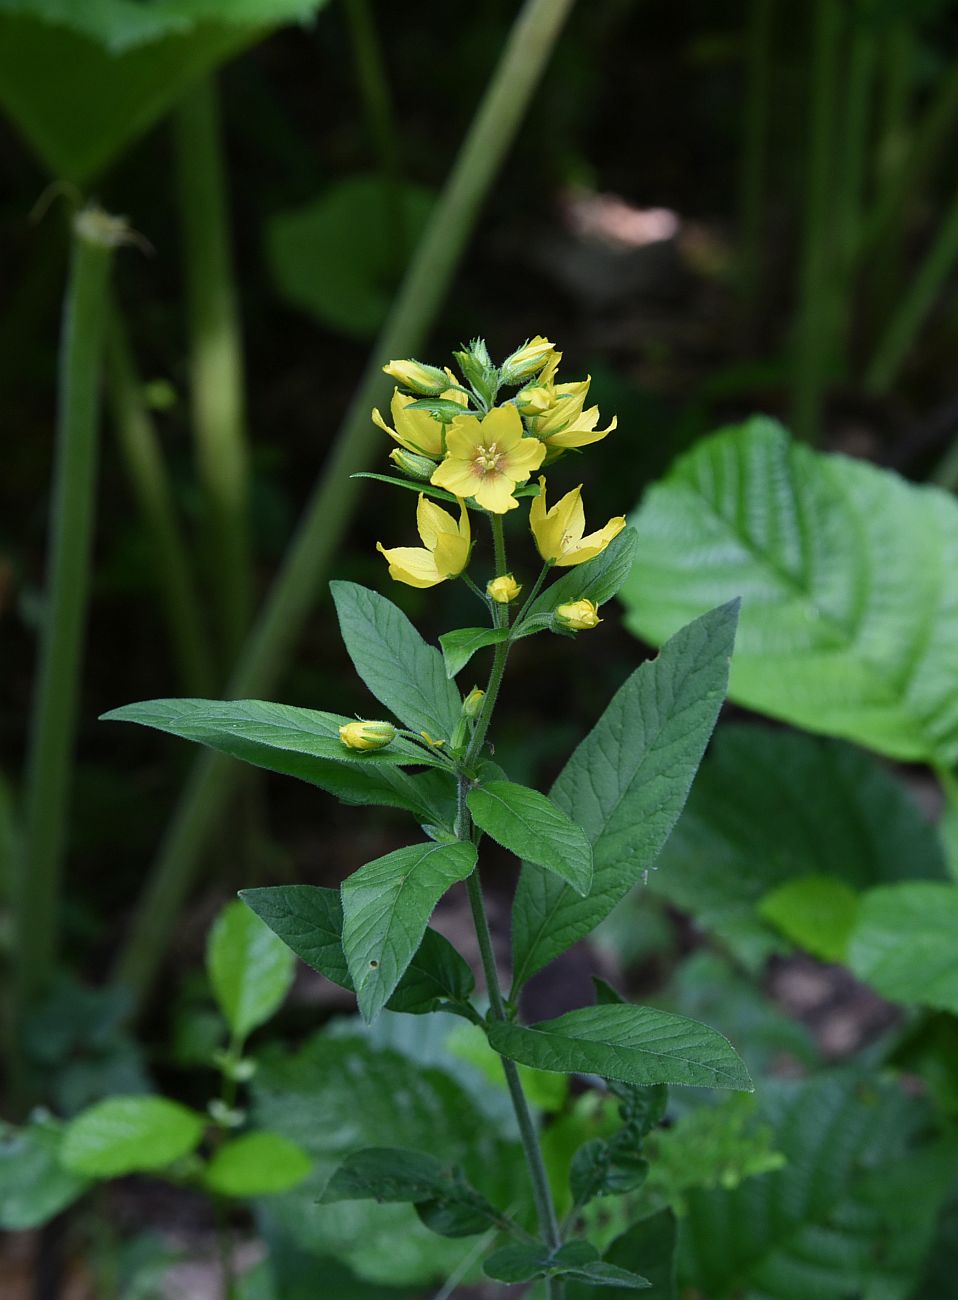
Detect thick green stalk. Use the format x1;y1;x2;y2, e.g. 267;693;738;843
738;0;773;305
344;0;406;262
18;207;120;1007
864;178;958;393
792;0;841;443
105;309;215;695
173;79;251;666
115;0;578;1003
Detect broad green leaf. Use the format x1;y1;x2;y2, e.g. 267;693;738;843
61;1096;205;1176
524;527;639;622
321;1147;504;1237
267;176;434;339
677;1073;956;1299
341;841;477;1022
488;1004;751;1091
758;875;860;962
468;780;593;895
439;625;510;678
208;899;294;1039
566;1212;677;1300
331;582;462;742
623;417;958;764
652;725;945;968
0;1121;89;1229
485;1240;650;1289
204;1131;312;1197
0;2;328;182
102;697;448;773
511;601;738;989
848;882;958;1013
251;1031;525;1286
241;884;475;1014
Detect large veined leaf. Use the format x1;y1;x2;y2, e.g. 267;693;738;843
0;1;329;181
241;883;475;1015
511;602;738;990
652;726;945;967
677;1073;956;1300
341;841;477;1022
207;899;294;1039
488;1004;751;1091
331;582;463;743
847;882;958;1013
251;1031;525;1287
622;417;958;764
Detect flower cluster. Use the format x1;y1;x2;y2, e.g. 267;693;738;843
373;335;625;598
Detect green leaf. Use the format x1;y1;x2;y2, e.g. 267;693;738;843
102;697;448;774
331;582;462;742
267;176;434;340
485;1240;650;1289
488;1004;751;1091
341;841;477;1022
652;725;945;969
524;527;639;622
469;780;593;895
758;875;860;962
240;884;475;1015
511;601;738;989
60;1096;205;1176
0;1121;89;1229
352;473;457;504
204;1131;312;1197
208;899;294;1039
848;882;958;1013
623;416;958;764
321;1147;504;1237
0;2;328;182
566;1212;677;1300
439;626;510;678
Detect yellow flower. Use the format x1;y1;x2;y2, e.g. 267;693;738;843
500;335;557;384
487;573;522;603
556;599;602;630
339;720;396;751
372;384;467;460
420;730;445;748
431;405;546;513
519;370;616;460
377;494;471;588
382;359;448;395
529;477;626;567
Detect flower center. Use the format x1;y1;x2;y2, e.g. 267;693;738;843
473;441;504;476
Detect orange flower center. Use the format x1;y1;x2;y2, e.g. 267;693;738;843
473;441;505;477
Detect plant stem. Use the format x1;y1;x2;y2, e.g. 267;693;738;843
173;79;251;669
792;0;841;443
18;207;119;1014
513;562;551;629
114;0;577;1005
105;307;215;695
344;0;406;265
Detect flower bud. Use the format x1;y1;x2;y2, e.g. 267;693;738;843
500;336;556;385
389;447;438;480
516;384;553;417
454;338;498;407
487;573;522;604
339;720;396;751
463;687;486;718
555;599;602;631
382;359;449;395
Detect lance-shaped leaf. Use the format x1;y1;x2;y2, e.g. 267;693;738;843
468;780;592;895
341;841;477;1022
524;526;639;622
622;416;958;764
331;582;462;742
61;1097;205;1177
240;884;475;1015
207;900;294;1039
321;1147;506;1238
488;1004;751;1091
484;1240;650;1288
439;626;510;679
511;601;738;989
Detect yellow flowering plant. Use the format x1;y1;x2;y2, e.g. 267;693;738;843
108;334;744;1298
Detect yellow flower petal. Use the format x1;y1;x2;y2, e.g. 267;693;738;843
554;516;626;567
433;529;471;577
546;412;617;451
431;457;484;499
478;403;524;452
375;542;446;588
473;473;521;513
416;494;461;549
503;434;547;479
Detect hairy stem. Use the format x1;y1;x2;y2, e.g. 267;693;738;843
18;207;117;1022
114;0;578;1004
